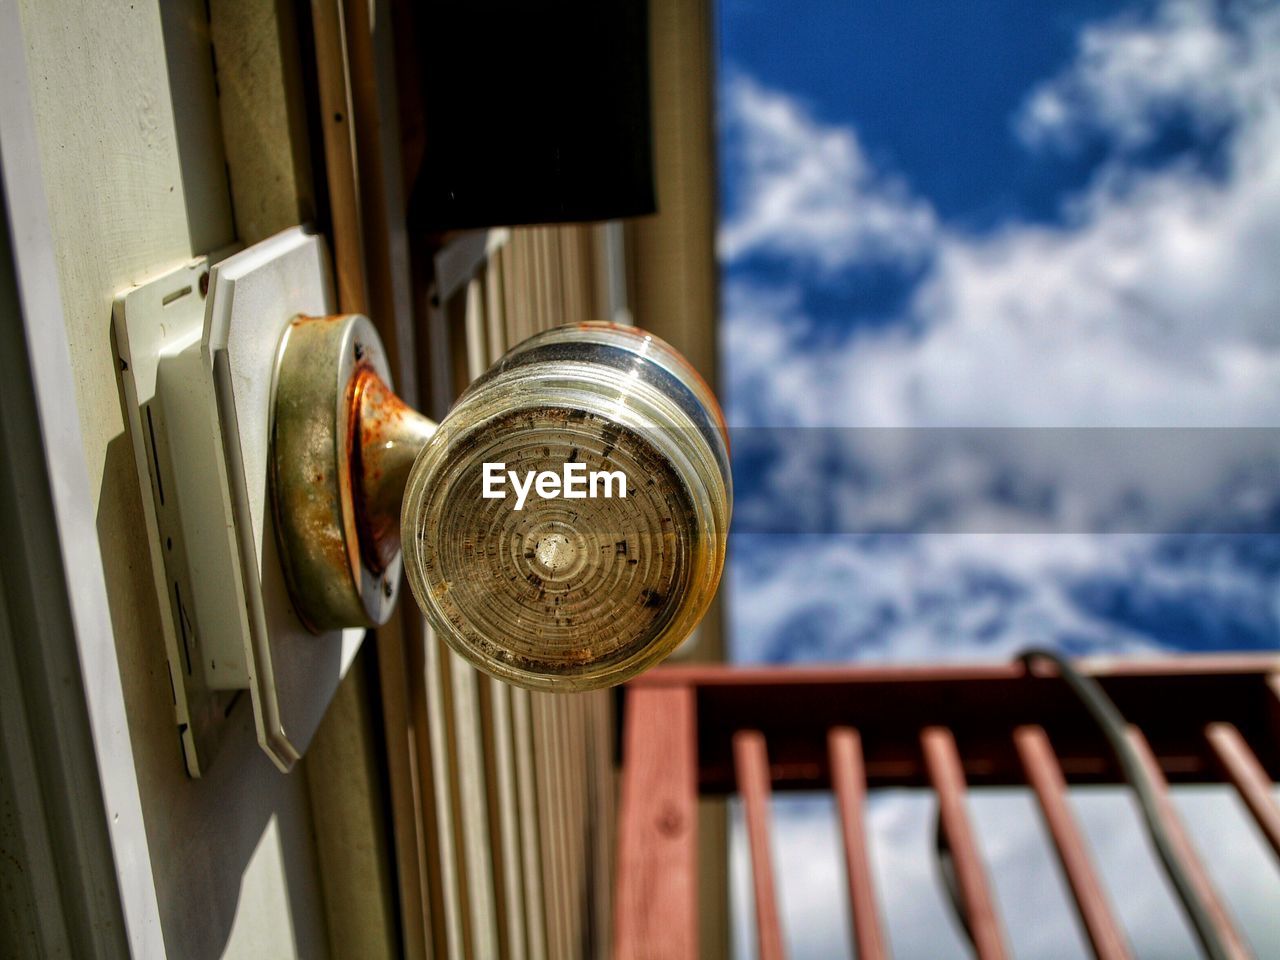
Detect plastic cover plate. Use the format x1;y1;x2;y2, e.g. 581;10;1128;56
113;254;242;777
204;227;365;771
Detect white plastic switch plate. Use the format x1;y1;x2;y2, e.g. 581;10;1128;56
113;227;365;776
113;253;246;777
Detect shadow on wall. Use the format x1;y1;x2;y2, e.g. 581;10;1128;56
96;430;330;960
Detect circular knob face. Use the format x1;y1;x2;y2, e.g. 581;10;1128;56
401;323;731;691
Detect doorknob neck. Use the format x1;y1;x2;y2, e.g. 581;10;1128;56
352;367;437;575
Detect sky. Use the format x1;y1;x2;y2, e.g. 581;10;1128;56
714;0;1280;955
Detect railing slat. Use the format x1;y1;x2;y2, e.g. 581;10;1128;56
920;727;1009;960
734;730;788;960
614;685;698;960
1205;723;1280;862
1126;727;1253;960
1014;725;1133;960
827;727;889;960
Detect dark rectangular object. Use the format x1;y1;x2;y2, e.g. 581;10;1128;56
410;0;655;230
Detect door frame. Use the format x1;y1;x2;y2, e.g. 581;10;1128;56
0;0;164;954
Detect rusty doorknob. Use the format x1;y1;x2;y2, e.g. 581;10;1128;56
270;317;731;691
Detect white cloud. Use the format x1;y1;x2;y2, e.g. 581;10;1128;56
1016;0;1273;154
718;71;936;274
858;152;1280;430
730;116;1280;433
724;1;1280;432
728;533;1164;665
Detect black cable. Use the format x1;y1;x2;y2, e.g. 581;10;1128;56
930;649;1236;959
1016;648;1234;960
933;813;971;945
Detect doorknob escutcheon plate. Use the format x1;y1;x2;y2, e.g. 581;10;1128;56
269;313;436;633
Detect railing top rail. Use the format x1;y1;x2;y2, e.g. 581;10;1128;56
629;654;1280;688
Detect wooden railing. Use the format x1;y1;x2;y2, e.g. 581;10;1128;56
613;657;1280;959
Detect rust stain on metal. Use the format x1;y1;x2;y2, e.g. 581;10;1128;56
350;366;435;574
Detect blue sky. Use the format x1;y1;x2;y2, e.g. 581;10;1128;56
714;0;1280;955
719;0;1280;666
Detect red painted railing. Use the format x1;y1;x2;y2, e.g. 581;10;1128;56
613;656;1280;960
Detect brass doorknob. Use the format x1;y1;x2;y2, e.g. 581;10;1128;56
271;318;731;691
